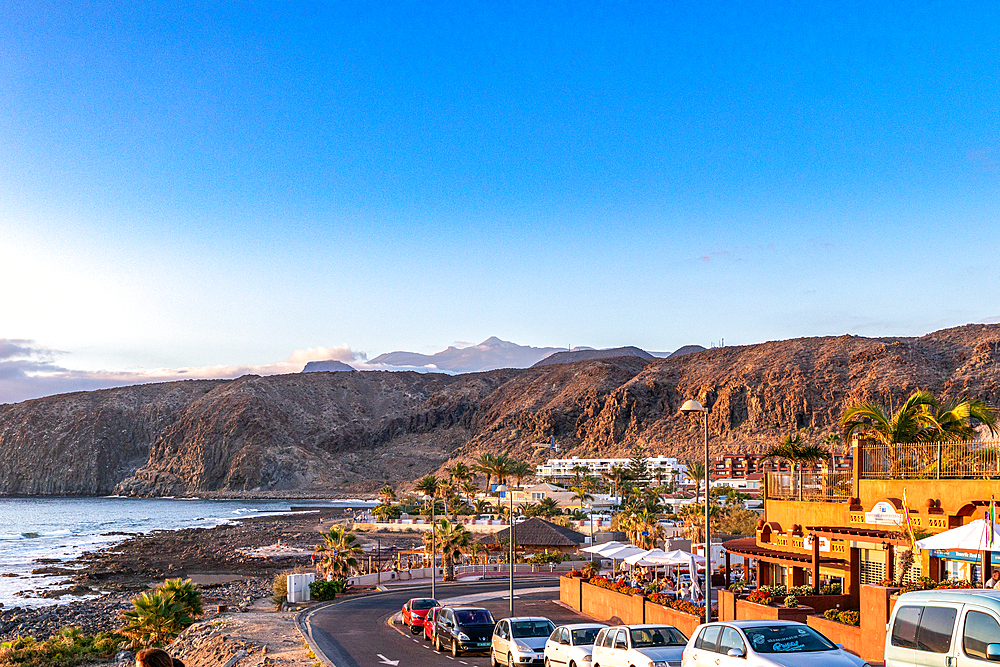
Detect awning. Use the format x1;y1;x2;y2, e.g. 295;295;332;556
806;525;910;545
916;519;1000;552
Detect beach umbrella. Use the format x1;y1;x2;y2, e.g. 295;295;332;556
600;545;647;559
916;518;1000;552
649;549;706;565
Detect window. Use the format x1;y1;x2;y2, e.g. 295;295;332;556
614;630;628;650
512;620;556;638
916;607;956;653
718;628;746;655
891;606;958;654
595;629;608;647
572;628;602;646
964;610;1000;661
892;606;922;648
455;609;494;625
697;626;722;652
549;628;561;642
630;627;688;648
741;625;835;653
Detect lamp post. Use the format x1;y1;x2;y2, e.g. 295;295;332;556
680;398;711;624
497;484;515;616
430;494;436;600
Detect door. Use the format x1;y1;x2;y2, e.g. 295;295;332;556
714;627;747;667
888;604;963;667
493;620;510;664
956;606;1000;667
608;628;629;667
689;626;723;667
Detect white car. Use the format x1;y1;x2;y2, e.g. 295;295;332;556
592;624;688;667
681;621;870;667
544;623;607;667
492;617;557;667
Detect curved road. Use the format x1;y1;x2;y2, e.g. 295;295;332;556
302;576;593;667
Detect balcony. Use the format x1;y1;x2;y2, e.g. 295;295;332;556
765;471;852;501
859;440;1000;480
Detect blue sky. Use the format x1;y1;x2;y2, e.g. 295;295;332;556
2;1;999;402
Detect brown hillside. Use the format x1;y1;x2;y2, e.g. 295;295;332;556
2;324;999;497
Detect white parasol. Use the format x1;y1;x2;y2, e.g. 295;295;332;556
916;518;1000;552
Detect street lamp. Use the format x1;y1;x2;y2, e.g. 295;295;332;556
496;484;515;616
680;398;711;624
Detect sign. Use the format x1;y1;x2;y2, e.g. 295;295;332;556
930;550;1000;565
865;501;904;526
803;535;831;552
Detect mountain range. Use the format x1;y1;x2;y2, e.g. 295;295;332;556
3;324;1000;498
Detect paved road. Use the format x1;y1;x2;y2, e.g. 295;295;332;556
302;576;594;667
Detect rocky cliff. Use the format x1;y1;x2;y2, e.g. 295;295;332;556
3;324;1000;497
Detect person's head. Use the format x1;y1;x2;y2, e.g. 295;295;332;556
992;570;999;581
136;648;173;667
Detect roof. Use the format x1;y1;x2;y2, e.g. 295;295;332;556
721;538;846;567
526;482;564;491
478;517;586;547
806;525;911;545
894;589;1000;604
558;623;610;630
707;620;810;628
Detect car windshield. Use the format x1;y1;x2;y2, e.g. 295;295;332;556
456;609;495;625
512;621;557;638
411;599;438;610
630;627;688;648
572;628;602;646
743;625;837;653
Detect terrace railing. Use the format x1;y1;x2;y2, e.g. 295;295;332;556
859;440;1000;480
765;471;852;501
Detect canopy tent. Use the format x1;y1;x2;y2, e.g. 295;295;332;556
916;518;1000;552
580;541;625;555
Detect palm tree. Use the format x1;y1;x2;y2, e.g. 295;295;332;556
475;453;498;490
570;485;593;508
570;464;589;486
686;460;706;503
121;589;192;648
509;460;533;488
159;578;203;618
536;496;561;518
377;485;397;505
447;461;472;484
473;498;491;515
842;390;998;478
491;455;513;487
373;502;399;521
460;480;478;505
314;527;363;579
424;519;472;580
762;433;829;500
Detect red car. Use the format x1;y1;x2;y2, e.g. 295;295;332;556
423;606;443;642
401;598;439;635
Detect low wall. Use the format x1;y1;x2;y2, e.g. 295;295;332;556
719;590;737;621
560;577;704;639
807;615;861;657
735;599;814;624
859;585;898;663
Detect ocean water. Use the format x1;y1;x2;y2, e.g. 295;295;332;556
0;497;375;608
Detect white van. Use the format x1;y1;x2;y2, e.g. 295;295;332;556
885;589;1000;667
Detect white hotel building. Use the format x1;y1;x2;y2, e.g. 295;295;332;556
535;455;688;485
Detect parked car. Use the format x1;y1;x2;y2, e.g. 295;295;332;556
433;606;497;656
885;588;1000;667
682;621;866;667
593;624;688;667
423;606;443;642
492;617;557;666
544;623;607;667
401;597;439;634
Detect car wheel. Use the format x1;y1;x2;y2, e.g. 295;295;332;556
410;625;420;635
435;636;442;652
452;640;460;657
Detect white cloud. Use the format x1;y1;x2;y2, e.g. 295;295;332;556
0;340;368;404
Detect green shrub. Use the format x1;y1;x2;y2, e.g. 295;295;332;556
272;572;288;606
824;608;840;620
0;628;126;667
309;579;346;600
120;589;193;648
784;595;798;608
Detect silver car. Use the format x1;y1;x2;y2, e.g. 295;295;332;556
492;617;557;667
681;621;871;667
544;623;608;667
592;625;688;667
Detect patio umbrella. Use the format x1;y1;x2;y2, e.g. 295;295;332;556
916;518;1000;552
623;549;659;566
580;541;625;554
646;549;706;565
601;545;647;560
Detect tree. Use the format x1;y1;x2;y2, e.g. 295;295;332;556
475;452;498;490
377;485;397;504
509;460;533;488
762;433;828;500
121;590;193;648
473;498;491;515
373;503;401;521
424;519;472;581
536;497;561;518
158;578;203;618
570;464;589;486
415;475;441;506
569;485;593;509
314;527;362;579
448;461;472;484
842;389;997;446
686;461;706;503
491;455;513;487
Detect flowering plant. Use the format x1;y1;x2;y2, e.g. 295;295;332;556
747;589;773;606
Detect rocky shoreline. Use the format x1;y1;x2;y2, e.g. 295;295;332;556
0;509;357;642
